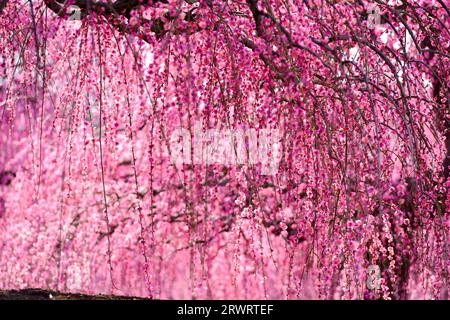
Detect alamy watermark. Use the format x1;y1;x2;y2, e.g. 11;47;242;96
56;0;82;21
366;264;381;290
367;5;381;29
169;121;282;175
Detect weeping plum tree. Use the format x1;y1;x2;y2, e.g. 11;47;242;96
0;0;448;300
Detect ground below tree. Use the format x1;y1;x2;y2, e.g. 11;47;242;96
0;289;145;300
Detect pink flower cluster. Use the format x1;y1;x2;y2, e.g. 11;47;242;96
0;0;448;299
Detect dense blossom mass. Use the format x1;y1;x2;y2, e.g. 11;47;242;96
0;0;449;300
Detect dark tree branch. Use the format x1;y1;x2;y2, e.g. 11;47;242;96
0;0;7;14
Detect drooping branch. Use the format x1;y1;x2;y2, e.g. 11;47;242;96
43;0;153;19
42;0;197;40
